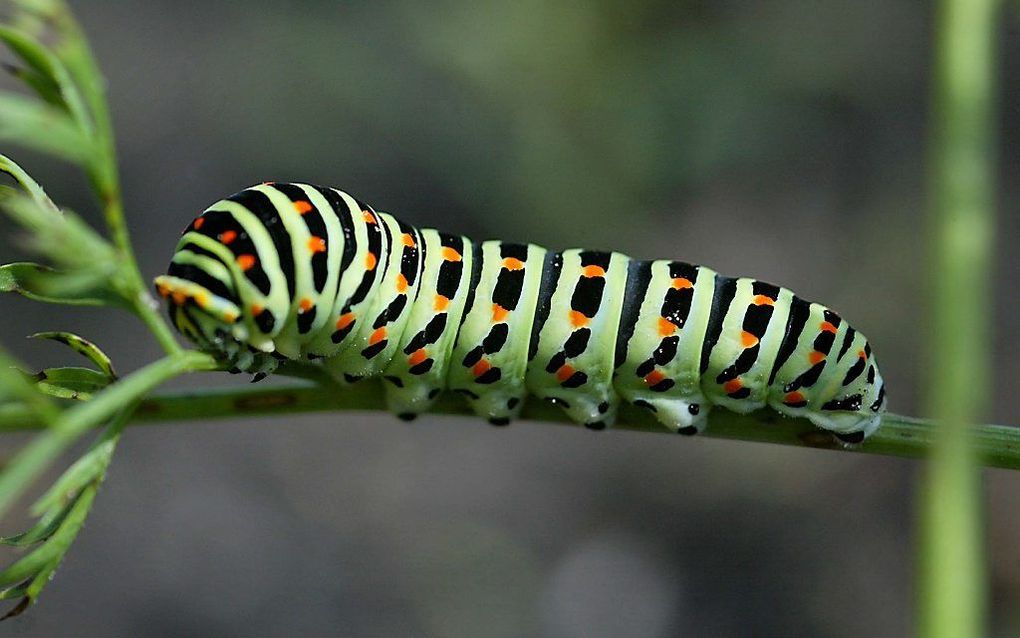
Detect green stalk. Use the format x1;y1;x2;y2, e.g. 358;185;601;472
123;272;184;357
3;379;1020;469
919;0;998;635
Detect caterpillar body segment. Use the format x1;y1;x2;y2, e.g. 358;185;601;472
155;183;887;440
702;278;795;415
526;250;630;429
377;229;475;417
612;260;717;434
321;214;422;384
447;241;548;425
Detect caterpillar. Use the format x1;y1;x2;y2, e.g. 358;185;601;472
154;183;887;442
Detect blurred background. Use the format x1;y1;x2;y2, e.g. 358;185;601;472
1;1;1019;636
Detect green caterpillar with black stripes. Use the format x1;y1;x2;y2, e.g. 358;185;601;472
155;183;887;442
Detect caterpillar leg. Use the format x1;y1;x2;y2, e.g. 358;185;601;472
631;397;710;435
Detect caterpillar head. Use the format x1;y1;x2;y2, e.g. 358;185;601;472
154;267;278;376
153;209;291;373
154;275;239;345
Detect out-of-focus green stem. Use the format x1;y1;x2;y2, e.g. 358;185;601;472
919;0;998;635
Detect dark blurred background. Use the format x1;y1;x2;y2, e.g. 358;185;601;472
2;1;1019;636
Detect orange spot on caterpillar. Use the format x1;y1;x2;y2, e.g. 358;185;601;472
308;236;326;253
809;351;826;365
251;303;264;316
193;217;205;230
223;311;238;323
335;313;355;330
218;230;237;244
402;233;416;248
442;247;462;262
658;317;677;336
784;391;806;405
752;295;774;306
741;331;759;348
369;327;387;345
299;298;313;313
171;291;187;305
365;252;377;270
396;274;409;293
820;321;838;334
236;254;256;271
472;359;491;377
434;295;450;311
644;370;666;386
568;310;589;328
156;283;170;298
858;349;867;359
502;257;524;271
194;292;210;309
582;265;606;278
555;364;575;382
672;277;693;290
409;348;428;366
294;200;313;215
492;304;509;322
362;210;376;224
723;379;743;394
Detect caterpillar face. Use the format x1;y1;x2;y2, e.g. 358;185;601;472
156;183;887;440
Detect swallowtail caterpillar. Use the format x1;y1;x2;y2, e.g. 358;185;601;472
155;183;886;442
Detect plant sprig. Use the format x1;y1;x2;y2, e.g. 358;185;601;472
0;0;180;356
0;0;200;616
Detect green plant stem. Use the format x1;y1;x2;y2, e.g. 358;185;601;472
0;350;216;521
127;285;184;357
3;379;1020;469
920;0;998;634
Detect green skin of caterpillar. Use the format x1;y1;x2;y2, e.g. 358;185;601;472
154;183;886;439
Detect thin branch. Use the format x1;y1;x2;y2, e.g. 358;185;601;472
127;289;183;358
2;379;1018;470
